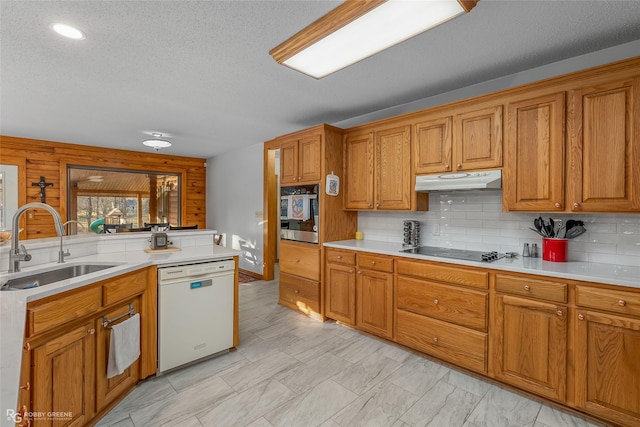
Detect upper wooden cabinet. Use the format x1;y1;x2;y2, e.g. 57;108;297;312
567;77;640;212
280;133;322;185
503;92;566;211
344;123;427;211
453;104;503;171
414;103;502;176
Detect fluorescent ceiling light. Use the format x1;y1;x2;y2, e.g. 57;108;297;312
50;23;86;40
270;0;478;79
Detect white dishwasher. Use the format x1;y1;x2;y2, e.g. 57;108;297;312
157;259;235;373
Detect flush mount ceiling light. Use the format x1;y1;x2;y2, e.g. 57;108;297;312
142;133;172;152
270;0;478;79
50;23;86;40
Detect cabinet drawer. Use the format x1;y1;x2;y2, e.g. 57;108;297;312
326;248;356;266
279;272;320;313
357;253;393;273
396;276;487;331
280;242;320;281
495;274;567;303
576;285;640;317
27;286;102;337
103;269;148;306
396;309;487;374
396;258;488;289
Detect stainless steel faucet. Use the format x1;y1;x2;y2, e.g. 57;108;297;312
9;203;65;273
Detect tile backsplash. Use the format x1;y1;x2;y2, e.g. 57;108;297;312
357;190;640;267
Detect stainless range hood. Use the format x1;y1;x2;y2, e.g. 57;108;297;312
415;169;502;192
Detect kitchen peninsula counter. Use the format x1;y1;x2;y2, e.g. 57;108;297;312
324;239;640;289
0;231;240;427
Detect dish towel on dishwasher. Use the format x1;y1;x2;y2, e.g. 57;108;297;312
107;313;141;378
288;194;310;220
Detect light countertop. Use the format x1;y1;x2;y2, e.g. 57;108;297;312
324;239;640;289
0;243;240;426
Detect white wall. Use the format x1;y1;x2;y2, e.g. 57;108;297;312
207;41;640;274
359;191;640;267
207;143;264;274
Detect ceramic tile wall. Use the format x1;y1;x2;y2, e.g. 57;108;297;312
358;190;640;267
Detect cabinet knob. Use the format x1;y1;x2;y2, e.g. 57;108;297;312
295;259;300;263
578;314;585;321
456;163;462;169
88;328;96;335
618;300;627;307
445;164;450;170
554;202;561;208
433;337;439;343
19;382;30;391
556;310;563;317
573;202;580;209
371;261;376;265
337;255;342;259
298;177;301;181
294;290;299;294
368;204;372;208
376;203;380;208
434;299;439;305
23;342;30;352
349;269;353;274
357;271;362;275
523;285;531;291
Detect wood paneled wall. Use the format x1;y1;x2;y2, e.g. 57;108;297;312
0;136;207;239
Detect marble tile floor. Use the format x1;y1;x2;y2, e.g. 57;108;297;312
97;279;608;427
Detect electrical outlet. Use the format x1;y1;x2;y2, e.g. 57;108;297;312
432;224;440;236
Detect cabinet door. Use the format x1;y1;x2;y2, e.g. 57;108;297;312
95;299;140;412
356;269;393;339
32;322;96;427
453;105;503;171
376;125;412;210
492;294;567;401
504;93;565;211
575;310;640;426
344;131;374;209
298;134;322;183
279;139;299;185
414;116;453;174
325;263;356;325
567;77;640;212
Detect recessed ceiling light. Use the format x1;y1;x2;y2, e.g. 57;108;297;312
50;23;86;40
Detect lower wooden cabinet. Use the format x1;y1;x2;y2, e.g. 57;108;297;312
279;272;321;318
492;294;567;401
325;262;356;325
356;267;393;339
32;322;96;427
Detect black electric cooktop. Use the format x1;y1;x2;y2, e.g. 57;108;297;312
400;246;505;262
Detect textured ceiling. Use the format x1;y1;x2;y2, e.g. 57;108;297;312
1;1;640;159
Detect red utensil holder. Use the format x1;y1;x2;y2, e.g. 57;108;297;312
542;238;568;262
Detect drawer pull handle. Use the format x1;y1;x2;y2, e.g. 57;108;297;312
573;202;580;209
349;269;353;274
433;337;438;343
556;310;563;317
23;342;30;352
294;290;299;294
434;299;439;305
524;285;531;291
337;255;342;259
88;328;96;335
578;314;585;321
554;202;561;208
371;261;376;265
618;300;627;307
20;382;30;391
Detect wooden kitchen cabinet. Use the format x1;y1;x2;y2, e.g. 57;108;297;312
344;123;427;211
503;92;566;211
414;115;453;174
492;274;568;401
453;104;503;171
325;249;356;325
567;76;640;212
356;253;394;339
31;322;96;427
279;133;322;185
279;240;322;319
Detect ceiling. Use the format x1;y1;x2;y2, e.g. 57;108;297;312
1;1;640;159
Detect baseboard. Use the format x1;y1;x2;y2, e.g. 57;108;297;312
239;268;262;280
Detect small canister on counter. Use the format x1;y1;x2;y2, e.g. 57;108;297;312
531;243;538;258
522;243;530;257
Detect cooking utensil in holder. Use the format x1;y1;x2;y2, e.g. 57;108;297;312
403;220;420;248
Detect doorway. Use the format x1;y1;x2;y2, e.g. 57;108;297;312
262;140;280;281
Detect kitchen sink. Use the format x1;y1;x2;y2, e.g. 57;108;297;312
0;264;119;291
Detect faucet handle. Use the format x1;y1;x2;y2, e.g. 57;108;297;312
19;245;32;261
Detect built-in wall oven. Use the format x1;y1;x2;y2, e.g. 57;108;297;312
280;184;319;244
